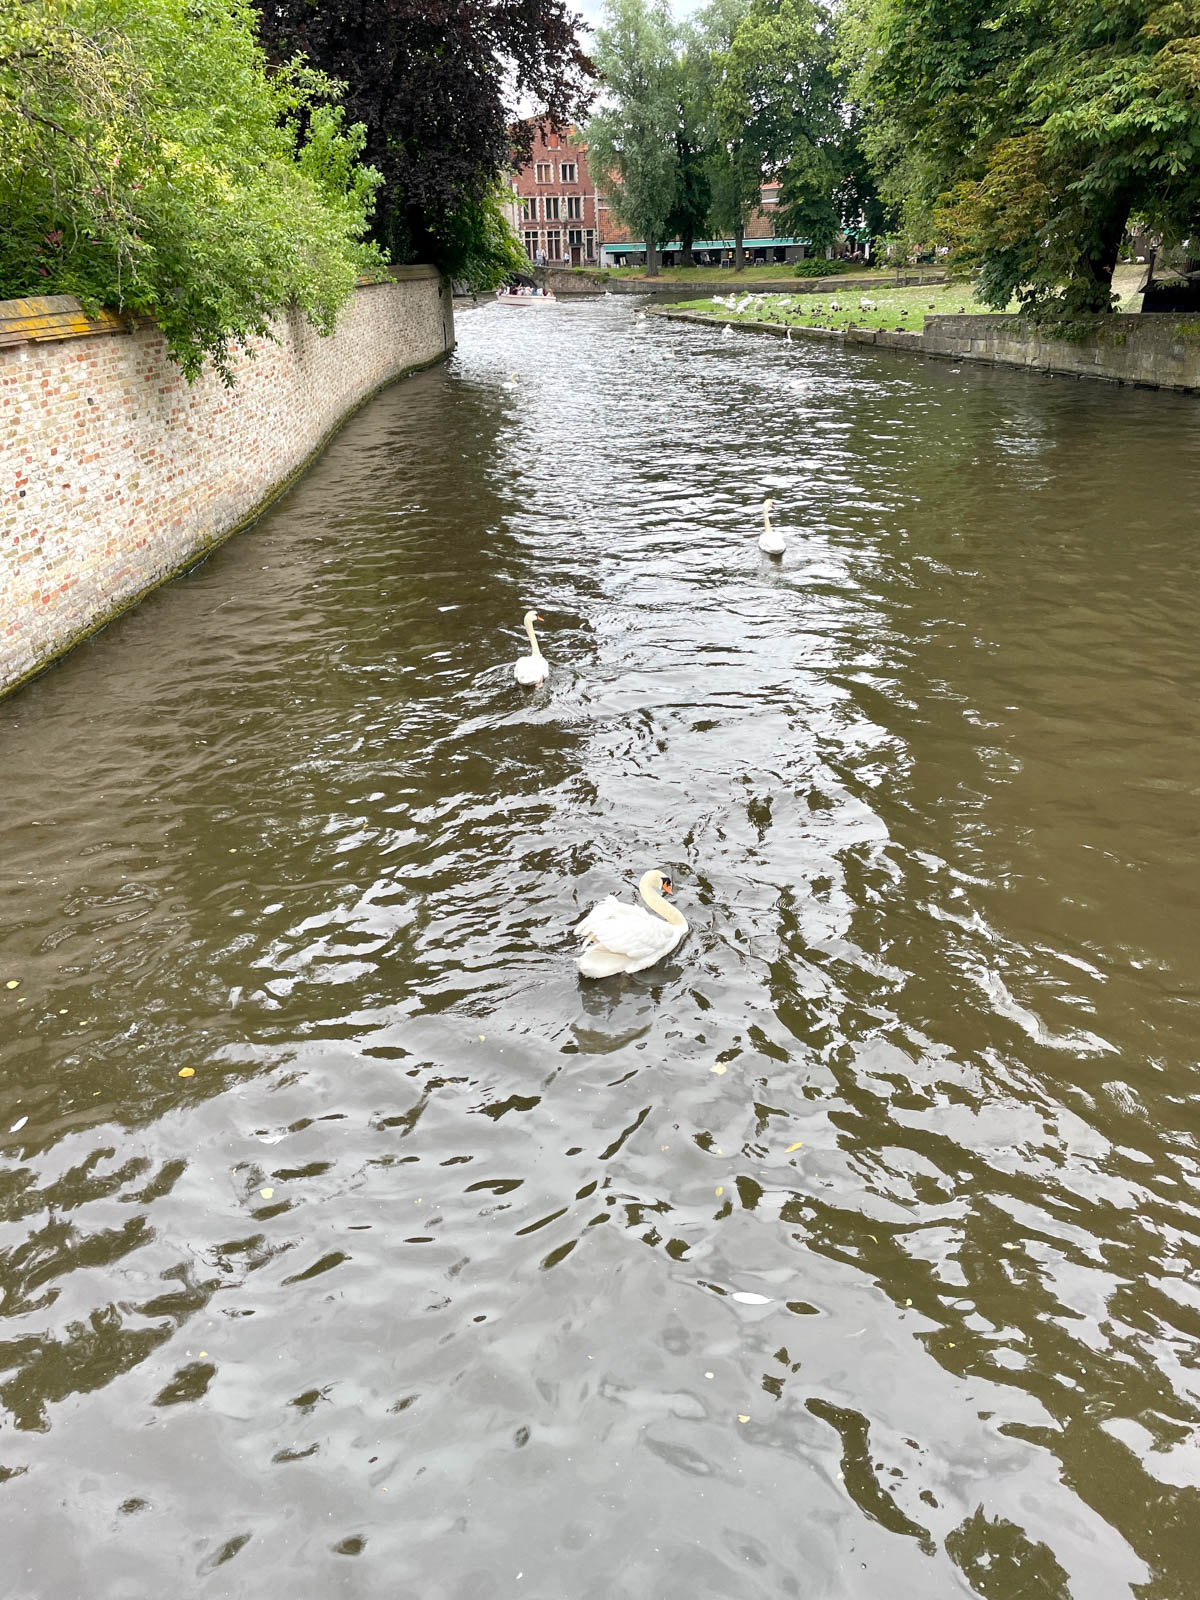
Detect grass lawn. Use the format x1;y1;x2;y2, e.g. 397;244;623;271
601;261;894;284
671;282;1012;332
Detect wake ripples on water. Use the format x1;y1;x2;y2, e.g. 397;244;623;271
0;297;1198;1598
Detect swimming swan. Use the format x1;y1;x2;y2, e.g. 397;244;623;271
576;870;687;978
514;611;548;686
758;497;786;556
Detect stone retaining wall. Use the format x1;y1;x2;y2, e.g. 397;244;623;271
654;305;1200;393
1;268;453;699
922;313;1200;389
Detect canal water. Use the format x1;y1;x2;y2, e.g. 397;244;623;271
2;298;1198;1599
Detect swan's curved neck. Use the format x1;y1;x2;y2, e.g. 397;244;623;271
762;503;773;533
640;877;687;928
524;617;543;658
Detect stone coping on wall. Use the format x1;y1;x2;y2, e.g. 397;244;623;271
652;305;1200;393
0;296;130;349
0;267;441;351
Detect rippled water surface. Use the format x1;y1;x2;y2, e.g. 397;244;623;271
3;298;1200;1599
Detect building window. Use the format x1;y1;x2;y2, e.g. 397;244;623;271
545;196;560;221
546;230;561;259
568;229;583;246
566;195;582;220
560;162;577;184
520;197;537;222
535;163;552;183
523;230;539;260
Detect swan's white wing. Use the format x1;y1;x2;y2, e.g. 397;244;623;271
576;898;678;963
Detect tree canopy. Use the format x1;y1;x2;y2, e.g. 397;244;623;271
585;0;681;276
0;0;385;379
716;0;843;255
849;0;1200;315
254;0;595;277
588;0;870;270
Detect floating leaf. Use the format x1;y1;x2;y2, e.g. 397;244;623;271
731;1292;772;1305
260;1187;274;1199
710;1063;727;1075
9;1117;28;1133
178;1067;195;1078
786;1141;803;1153
4;980;18;991
737;1414;750;1423
715;1186;724;1197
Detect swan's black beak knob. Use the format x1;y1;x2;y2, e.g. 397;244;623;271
660;877;673;895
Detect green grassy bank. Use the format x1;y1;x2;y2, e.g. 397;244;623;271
675;282;1009;332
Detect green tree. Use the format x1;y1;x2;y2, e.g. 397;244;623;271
721;0;843;259
664;31;713;267
585;0;680;277
696;0;755;269
0;0;385;380
850;0;1200;317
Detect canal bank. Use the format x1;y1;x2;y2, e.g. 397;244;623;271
653;302;1200;393
544;266;945;299
0;268;453;701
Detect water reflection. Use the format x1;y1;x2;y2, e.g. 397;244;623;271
1;298;1198;1597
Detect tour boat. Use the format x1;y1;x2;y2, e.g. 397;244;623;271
496;289;557;307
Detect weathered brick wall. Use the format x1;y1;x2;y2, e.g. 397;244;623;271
0;269;453;697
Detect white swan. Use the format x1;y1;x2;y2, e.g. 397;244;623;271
758;497;786;556
576;870;687;978
514;610;548;686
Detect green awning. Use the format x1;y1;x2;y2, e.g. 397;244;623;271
604;237;810;252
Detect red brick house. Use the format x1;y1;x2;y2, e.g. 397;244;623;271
506;124;601;267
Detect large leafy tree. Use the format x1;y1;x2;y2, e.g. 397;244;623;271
727;0;842;253
703;0;843;267
585;0;680;277
664;31;713;267
255;0;594;279
0;0;384;380
695;0;756;269
851;0;1200;316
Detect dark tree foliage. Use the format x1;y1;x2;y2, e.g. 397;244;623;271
255;0;594;268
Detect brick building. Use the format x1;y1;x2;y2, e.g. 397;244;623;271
506;125;600;267
598;182;815;267
507;127;839;269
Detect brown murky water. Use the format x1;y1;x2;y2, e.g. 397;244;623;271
2;298;1199;1599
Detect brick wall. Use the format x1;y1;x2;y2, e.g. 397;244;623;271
0;269;453;698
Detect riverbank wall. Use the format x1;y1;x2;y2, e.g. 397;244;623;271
1;267;452;700
653;305;1200;393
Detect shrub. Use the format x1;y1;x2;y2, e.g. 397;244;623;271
793;257;852;279
0;0;386;382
